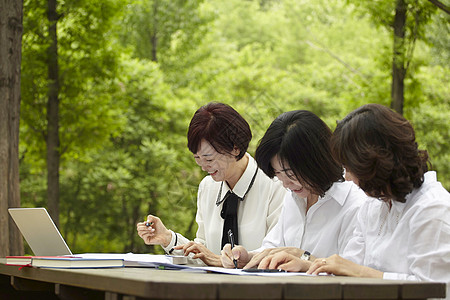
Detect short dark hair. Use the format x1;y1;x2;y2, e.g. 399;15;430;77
187;102;251;160
331;103;429;203
255;110;343;197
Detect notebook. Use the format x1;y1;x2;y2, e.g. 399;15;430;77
8;207;73;256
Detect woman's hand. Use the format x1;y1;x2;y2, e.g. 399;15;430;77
174;242;222;266
244;247;303;269
221;244;251;268
258;251;311;272
136;215;172;247
307;254;383;278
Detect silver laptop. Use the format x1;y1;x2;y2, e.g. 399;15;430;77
8;207;73;256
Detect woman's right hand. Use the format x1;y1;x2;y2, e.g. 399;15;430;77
220;244;251;268
136;215;172;247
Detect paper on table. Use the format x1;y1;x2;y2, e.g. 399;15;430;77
74;253;187;267
188;267;330;276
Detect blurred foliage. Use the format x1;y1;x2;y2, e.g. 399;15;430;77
19;0;449;254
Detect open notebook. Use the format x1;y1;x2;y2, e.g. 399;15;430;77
7;207;187;267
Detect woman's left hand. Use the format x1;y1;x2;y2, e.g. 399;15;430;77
174;242;222;267
307;254;383;278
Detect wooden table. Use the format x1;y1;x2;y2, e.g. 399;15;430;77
0;262;446;300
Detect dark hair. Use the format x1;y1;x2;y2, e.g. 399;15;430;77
187;102;251;160
255;110;343;197
331;103;429;203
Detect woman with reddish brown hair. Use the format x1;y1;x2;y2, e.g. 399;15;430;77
137;102;285;266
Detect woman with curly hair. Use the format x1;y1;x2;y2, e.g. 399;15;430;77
264;104;449;296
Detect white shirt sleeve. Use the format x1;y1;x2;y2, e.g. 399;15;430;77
342;201;367;265
397;199;450;283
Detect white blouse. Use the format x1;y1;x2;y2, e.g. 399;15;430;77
343;171;450;297
163;153;286;257
255;180;367;258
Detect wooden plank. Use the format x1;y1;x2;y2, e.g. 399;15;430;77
400;281;447;299
342;282;398;300
55;283;105;300
1;272;59;299
11;275;54;292
218;282;282;299
284;281;341;299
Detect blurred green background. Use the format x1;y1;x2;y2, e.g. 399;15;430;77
19;0;449;254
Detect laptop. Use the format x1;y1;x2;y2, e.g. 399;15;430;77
8;207;73;256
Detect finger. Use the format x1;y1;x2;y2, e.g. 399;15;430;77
268;255;284;270
244;251;266;269
222;243;231;252
221;244;232;258
311;266;327;275
223;248;233;261
138;231;151;239
221;250;234;268
306;262;319;274
307;259;325;275
258;256;272;269
183;244;200;255
231;248;241;260
179;242;194;251
192;252;204;259
276;262;292;271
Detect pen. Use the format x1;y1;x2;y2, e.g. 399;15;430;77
227;229;238;269
242;268;287;273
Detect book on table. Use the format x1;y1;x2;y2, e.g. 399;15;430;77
5;254;187;269
30;257;125;269
5;255;78;266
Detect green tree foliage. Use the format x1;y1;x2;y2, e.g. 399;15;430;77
19;0;449;254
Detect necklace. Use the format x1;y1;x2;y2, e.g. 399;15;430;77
377;202;401;236
216;167;258;206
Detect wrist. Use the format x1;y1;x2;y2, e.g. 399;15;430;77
162;230;174;248
358;265;383;278
213;254;223;267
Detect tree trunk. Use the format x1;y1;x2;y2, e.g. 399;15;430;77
0;0;24;256
151;0;158;62
391;0;407;115
47;0;60;227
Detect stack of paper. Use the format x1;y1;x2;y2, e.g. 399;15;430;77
75;253;188;268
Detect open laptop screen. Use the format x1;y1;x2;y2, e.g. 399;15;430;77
8;207;73;256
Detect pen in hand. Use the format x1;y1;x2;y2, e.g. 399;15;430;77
227;229;238;269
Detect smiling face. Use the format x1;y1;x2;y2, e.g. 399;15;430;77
270;155;312;198
193;139;241;184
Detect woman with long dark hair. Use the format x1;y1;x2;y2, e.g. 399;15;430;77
221;110;366;270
